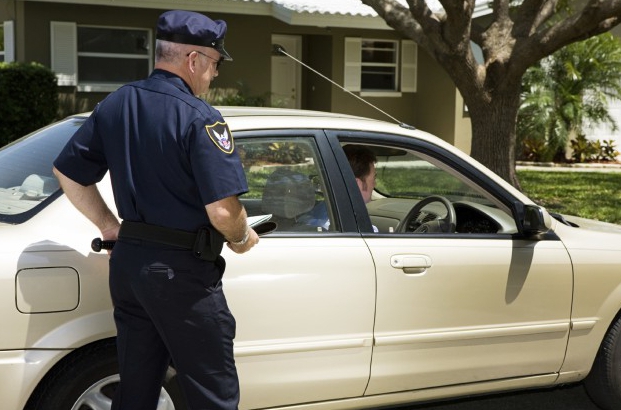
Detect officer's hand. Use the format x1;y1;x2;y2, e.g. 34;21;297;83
101;223;120;256
227;228;259;254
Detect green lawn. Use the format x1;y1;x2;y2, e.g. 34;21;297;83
518;170;621;225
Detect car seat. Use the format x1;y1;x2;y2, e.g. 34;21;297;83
261;168;316;231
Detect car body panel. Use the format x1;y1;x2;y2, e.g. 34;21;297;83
227;237;375;408
554;221;621;379
363;235;573;394
0;349;69;410
1;181;115;351
2;108;621;410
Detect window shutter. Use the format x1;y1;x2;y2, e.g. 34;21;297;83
401;40;417;92
344;37;361;92
51;21;77;86
3;21;15;62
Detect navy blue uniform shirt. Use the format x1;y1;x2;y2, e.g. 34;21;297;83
54;69;248;232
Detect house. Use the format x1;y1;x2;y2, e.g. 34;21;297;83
0;0;478;152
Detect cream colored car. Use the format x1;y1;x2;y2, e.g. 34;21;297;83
2;107;621;410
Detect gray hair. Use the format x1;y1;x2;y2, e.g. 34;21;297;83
155;40;187;64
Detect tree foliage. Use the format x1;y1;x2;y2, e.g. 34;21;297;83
518;33;621;162
360;0;621;188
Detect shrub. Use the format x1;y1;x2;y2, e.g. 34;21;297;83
600;139;620;162
518;137;548;162
201;82;269;107
0;62;59;146
570;134;619;162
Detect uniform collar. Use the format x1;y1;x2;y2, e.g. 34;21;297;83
150;69;194;95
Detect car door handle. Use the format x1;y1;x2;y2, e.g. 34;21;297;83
390;254;432;274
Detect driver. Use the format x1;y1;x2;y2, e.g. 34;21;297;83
303;145;378;232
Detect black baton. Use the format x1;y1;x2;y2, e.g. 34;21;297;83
91;238;116;252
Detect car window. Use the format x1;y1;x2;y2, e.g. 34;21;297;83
375;149;495;205
0;118;85;223
346;143;518;234
237;137;335;233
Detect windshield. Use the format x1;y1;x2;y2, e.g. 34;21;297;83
0;117;86;224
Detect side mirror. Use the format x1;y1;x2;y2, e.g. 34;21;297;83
521;204;551;236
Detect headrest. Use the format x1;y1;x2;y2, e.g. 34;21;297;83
19;174;60;198
261;169;315;218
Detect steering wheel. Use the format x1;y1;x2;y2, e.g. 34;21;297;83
396;195;457;233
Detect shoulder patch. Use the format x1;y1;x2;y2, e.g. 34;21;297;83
206;121;234;154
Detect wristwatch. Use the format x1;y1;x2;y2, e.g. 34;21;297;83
230;228;249;246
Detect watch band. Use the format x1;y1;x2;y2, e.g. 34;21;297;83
229;228;249;246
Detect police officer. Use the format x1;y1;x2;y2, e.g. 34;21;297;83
53;10;258;410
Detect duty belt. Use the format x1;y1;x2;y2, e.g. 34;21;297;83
119;221;224;261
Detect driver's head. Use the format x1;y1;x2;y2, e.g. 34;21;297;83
343;145;377;204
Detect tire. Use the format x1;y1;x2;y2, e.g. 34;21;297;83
25;339;186;410
584;316;621;410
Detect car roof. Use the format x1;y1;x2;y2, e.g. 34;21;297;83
217;106;368;120
217;106;425;136
68;106;530;205
69;107;460;166
73;106;371;120
73;106;428;141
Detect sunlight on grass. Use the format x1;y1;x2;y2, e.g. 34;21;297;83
518;170;621;225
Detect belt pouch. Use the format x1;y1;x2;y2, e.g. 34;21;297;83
193;226;224;261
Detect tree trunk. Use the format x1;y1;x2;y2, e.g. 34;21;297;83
467;88;522;190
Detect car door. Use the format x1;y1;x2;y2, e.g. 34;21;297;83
330;133;573;395
223;131;376;409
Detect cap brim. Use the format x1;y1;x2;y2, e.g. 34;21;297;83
217;46;232;61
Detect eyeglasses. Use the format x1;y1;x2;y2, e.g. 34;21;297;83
187;50;224;70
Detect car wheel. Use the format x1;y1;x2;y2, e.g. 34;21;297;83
26;339;186;410
584;316;621;410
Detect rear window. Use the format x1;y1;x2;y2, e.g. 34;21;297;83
0;118;85;224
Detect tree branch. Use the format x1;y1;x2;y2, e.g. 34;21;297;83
492;0;510;19
515;0;558;37
405;0;442;38
523;0;621;62
360;0;425;42
438;0;475;48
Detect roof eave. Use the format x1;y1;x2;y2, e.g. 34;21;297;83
19;0;274;16
271;3;392;30
20;0;491;28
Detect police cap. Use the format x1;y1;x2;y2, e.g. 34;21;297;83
156;10;232;61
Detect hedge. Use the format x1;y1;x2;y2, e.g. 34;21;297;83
0;62;59;146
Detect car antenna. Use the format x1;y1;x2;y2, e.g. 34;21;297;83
276;47;416;130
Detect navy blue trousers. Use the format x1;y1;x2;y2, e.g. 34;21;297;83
109;240;239;410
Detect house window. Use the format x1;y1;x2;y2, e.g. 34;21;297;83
361;40;398;91
344;37;417;95
77;26;150;84
51;22;152;91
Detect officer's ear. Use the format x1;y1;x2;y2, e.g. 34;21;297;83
185;51;198;73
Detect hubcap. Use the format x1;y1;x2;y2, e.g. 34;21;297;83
71;374;175;410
